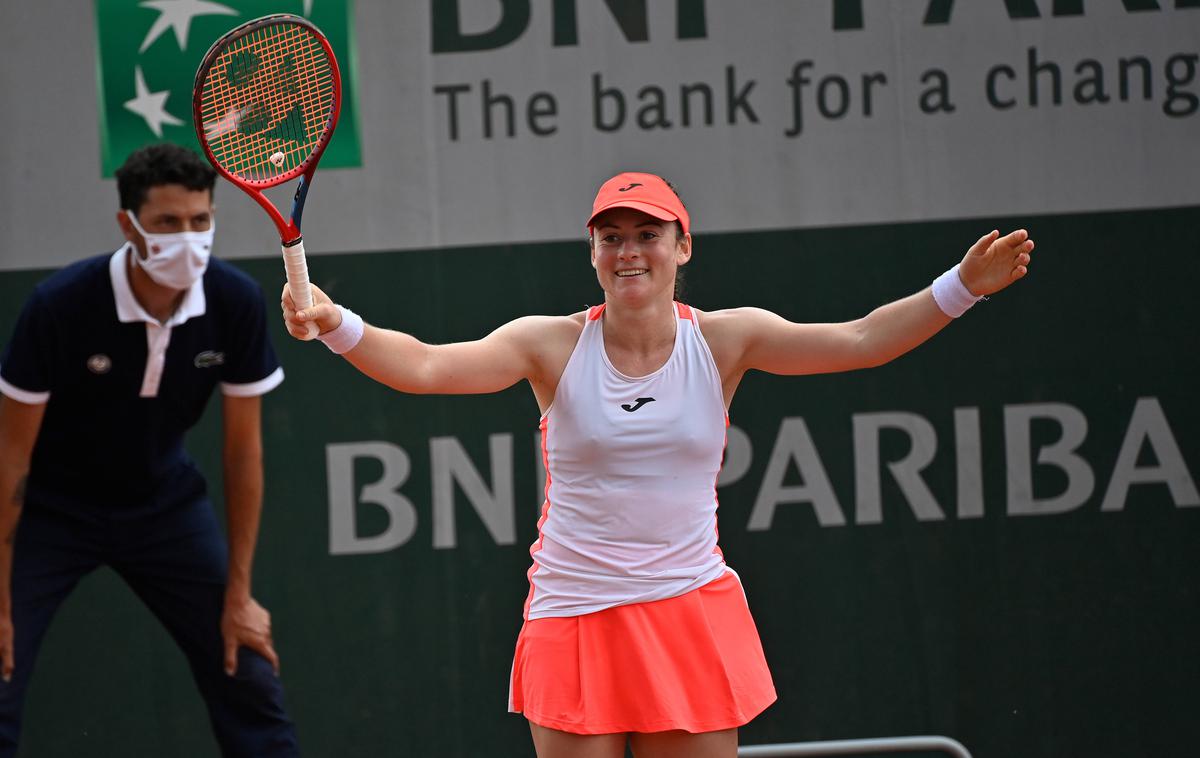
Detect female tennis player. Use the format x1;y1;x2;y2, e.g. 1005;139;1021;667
281;172;1034;758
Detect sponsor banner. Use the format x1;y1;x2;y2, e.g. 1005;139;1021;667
2;2;1196;271
322;397;1198;555
419;1;1200;245
93;0;361;176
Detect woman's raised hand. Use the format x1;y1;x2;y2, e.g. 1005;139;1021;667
958;229;1035;297
280;282;341;340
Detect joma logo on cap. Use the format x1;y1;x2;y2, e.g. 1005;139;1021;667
617;183;643;192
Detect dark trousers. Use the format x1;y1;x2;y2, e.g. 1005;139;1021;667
0;498;299;757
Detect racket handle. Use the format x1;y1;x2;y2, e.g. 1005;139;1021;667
282;238;319;340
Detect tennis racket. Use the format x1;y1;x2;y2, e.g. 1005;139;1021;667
193;13;342;339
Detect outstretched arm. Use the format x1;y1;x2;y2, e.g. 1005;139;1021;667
715;228;1034;377
280;284;572;396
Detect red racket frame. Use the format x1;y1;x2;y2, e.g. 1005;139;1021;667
192;13;342;245
192;13;342;338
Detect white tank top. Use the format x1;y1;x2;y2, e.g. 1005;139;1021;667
523;302;731;620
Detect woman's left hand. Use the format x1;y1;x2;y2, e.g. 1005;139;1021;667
958;228;1035;297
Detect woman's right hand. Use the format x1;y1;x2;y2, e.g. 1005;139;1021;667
280;282;341;340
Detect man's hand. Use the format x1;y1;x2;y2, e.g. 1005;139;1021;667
0;610;13;682
959;228;1035;297
221;594;279;676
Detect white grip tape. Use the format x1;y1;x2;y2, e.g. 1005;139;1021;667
282;239;318;340
931;263;983;318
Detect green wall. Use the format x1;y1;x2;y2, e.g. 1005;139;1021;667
2;206;1197;757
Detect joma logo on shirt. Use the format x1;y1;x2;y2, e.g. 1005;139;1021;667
621;397;655;412
194;351;225;369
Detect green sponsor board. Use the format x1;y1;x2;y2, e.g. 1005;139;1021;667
0;207;1197;755
94;0;360;176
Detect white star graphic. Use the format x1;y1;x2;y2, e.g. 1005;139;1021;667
123;66;184;137
138;0;237;53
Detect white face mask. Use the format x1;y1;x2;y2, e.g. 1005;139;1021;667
125;209;214;290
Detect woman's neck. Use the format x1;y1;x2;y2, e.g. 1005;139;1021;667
601;297;677;355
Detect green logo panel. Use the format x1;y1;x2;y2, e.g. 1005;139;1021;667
94;0;360;176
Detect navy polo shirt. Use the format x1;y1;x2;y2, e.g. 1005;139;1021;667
0;245;284;514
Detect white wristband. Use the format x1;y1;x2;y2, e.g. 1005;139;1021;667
317;305;365;354
931;264;983;318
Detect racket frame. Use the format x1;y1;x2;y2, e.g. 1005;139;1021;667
192;13;342;338
192;13;342;245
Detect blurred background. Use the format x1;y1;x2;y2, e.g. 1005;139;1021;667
1;2;1197;756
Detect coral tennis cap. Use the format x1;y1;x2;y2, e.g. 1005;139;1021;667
586;172;690;235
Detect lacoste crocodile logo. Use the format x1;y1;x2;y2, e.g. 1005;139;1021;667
194;350;225;369
621;397;655;412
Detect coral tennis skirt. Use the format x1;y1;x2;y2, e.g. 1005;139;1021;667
508;570;777;734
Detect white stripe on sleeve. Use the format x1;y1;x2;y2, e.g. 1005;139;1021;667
220;366;285;397
0;372;50;405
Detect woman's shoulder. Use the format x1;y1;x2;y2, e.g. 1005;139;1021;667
693;305;775;333
501;311;586;348
505;312;589;403
510;310;587;330
692;306;783;363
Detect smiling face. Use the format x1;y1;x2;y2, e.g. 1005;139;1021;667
590;207;692;307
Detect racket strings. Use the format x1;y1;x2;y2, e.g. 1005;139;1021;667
206;27;330;177
199;22;335;183
206;27;328;174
